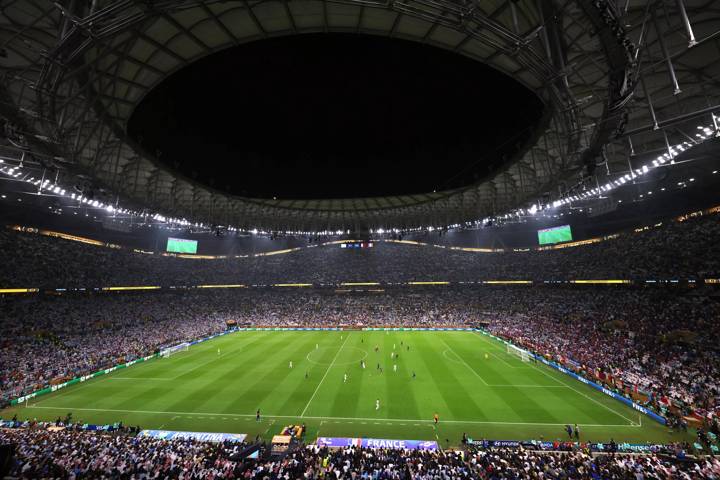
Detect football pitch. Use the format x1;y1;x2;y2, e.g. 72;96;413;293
3;331;689;446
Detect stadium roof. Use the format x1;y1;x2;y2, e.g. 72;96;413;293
1;0;719;232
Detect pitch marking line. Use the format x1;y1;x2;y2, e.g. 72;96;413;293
35;335;246;406
528;363;638;425
306;346;367;366
110;377;172;381
487;384;567;388
489;352;528;369
172;339;250;380
443;348;553;388
300;333;351;417
441;349;464;365
24;406;640;428
438;336;489;386
474;333;638;426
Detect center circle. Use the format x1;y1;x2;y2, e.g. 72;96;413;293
306;346;368;366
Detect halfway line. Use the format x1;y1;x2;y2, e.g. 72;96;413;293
300;333;350;417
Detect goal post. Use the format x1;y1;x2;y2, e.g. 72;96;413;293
161;342;190;358
506;343;531;362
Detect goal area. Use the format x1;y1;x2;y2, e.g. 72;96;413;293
506;343;531;362
161;342;190;358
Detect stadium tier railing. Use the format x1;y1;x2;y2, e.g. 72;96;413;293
1;278;715;296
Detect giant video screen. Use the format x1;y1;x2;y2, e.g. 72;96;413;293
537;225;572;245
166;237;198;254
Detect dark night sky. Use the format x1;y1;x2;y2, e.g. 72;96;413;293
128;33;543;200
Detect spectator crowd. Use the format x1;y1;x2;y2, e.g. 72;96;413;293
1;288;718;421
0;213;718;288
1;424;720;479
1;214;720;478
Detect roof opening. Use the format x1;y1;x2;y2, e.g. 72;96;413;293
128;33;544;200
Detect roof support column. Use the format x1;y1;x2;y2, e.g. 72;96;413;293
674;0;697;48
652;8;681;95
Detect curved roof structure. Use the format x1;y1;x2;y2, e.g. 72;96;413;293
1;0;719;231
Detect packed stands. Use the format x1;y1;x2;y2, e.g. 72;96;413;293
2;215;720;478
1;289;718;422
1;423;719;479
1;212;719;289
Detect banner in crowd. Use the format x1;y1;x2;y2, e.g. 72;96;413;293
139;430;247;443
468;439;670;453
476;330;667;425
317;437;439;450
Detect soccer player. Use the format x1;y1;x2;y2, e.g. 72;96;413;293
376;399;380;410
565;425;572;438
393;343;396;350
305;371;309;379
344;373;348;383
484;353;489;360
393;364;397;372
412;371;416;379
289;361;293;369
434;413;439;425
217;348;220;355
256;409;261;421
574;424;580;440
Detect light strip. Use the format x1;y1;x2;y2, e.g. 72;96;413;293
482;280;533;285
339;282;381;286
0;288;39;294
407;281;450;285
448;246;501;253
570;280;630;284
196;284;247;289
272;283;313;287
254;248;301;257
101;286;162;291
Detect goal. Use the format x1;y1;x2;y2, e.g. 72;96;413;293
161;342;190;358
506;343;531;362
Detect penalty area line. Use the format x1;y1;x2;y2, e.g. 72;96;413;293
438;336;490;386
473;331;640;427
24;406;639;428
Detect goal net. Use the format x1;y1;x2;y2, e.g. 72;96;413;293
506;344;531;362
161;342;190;358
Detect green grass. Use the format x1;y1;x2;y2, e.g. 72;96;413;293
2;331;692;447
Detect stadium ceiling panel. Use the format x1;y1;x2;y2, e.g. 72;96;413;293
1;0;719;231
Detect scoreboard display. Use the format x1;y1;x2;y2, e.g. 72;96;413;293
537;225;573;245
340;242;373;249
166;237;198;254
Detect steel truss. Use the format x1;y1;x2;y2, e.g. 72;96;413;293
1;0;717;231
